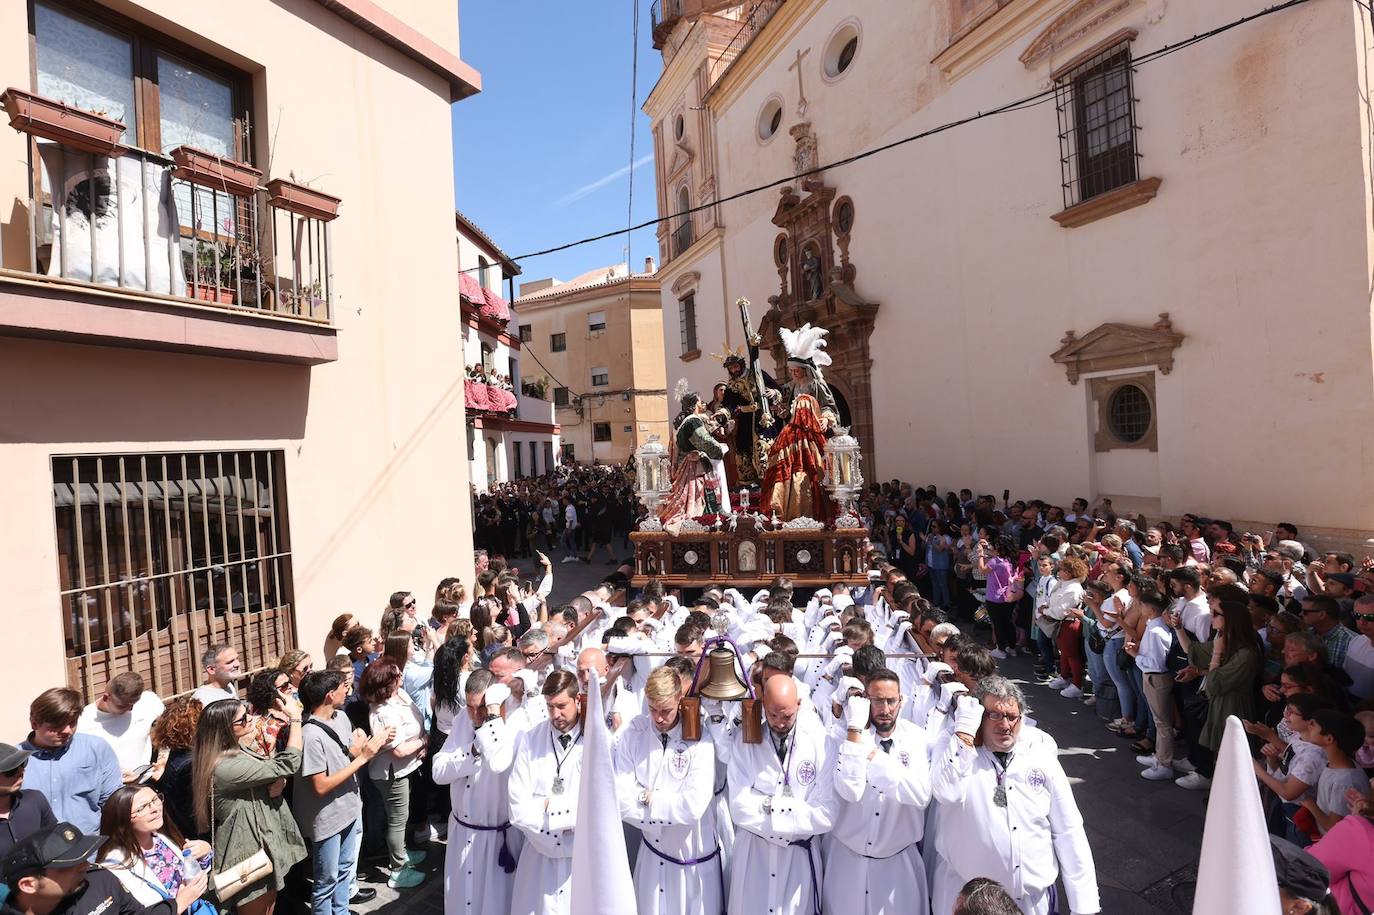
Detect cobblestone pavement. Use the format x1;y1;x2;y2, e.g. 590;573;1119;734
351;551;1202;914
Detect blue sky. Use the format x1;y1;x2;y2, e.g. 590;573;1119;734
452;1;662;290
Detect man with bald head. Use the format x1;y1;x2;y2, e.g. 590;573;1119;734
727;672;835;915
576;646;639;737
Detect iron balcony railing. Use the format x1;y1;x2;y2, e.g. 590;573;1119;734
672;219;695;257
712;0;786;82
1;126;336;323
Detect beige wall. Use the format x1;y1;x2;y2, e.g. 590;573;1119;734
648;0;1374;538
518;278;668;465
0;0;476;734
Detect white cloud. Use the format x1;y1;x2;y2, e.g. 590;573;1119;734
556;154;654;207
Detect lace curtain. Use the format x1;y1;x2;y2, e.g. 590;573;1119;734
34;1;137;143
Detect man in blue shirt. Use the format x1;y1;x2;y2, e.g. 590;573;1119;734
18;688;121;835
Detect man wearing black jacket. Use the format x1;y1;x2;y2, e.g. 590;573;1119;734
0;745;55;863
0;823;206;915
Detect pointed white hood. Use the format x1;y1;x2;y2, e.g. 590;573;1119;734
569;670;637;915
1191;715;1281;915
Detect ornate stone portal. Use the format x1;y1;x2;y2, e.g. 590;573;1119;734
760;121;880;476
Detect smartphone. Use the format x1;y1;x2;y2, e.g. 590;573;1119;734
1002;489;1010;501
131;764;156;784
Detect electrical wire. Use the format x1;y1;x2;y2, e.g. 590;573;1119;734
460;0;1315;274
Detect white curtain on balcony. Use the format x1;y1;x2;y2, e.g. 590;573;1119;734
38;143;187;296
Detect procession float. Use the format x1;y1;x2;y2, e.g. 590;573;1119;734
630;298;870;588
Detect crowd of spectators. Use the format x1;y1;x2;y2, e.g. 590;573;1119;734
472;465;639;564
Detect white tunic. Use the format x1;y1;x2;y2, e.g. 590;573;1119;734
825;721;932;915
431;712;523;915
508;722;585;915
726;714;836;915
613;716;723;915
931;727;1099;915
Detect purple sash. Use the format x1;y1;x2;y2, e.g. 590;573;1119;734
451;813;516;873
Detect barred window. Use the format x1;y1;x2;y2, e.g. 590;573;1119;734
554;386;570;407
519;324;532;342
551;333;566;352
679;293;698;354
52;450;295;700
561;443;576;462
1107;384;1152;443
593;423;613;442
1055;44;1138;207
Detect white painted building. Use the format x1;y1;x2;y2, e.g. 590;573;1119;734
457;211;560;492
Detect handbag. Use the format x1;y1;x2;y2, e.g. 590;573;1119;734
1115;644;1136;672
208;772;275;903
1088;629;1107;654
1004;569;1025;603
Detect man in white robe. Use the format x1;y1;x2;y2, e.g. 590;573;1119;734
508;670;585;915
726;674;835;915
931;676;1100;915
431;669;522;915
826;669;932;915
613;666;723;915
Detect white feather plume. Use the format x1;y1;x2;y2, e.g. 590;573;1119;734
780;323;832;367
673;378;692;404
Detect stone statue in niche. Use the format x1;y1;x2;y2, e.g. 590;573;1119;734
802;248;824;301
645;551;658;576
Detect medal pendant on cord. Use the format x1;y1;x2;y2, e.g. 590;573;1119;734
993;785;1007;808
781;783;793;798
553;776;565;795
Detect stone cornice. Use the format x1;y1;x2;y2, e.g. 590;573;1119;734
932;0;1065;82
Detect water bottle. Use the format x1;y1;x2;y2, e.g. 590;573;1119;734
181;849;203;879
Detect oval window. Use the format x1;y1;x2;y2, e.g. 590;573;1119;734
824;24;861;79
758;98;783;141
674;114;685;140
1107;384;1152;443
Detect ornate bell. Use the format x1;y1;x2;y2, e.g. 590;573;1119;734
695;644;750;700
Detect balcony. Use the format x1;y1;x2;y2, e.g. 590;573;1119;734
672;220;695;258
517;393;556;426
651;0;743;50
0;89;340;365
710;0;787;81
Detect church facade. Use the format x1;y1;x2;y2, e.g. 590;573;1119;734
645;0;1374;551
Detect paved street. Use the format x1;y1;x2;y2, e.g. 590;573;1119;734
353;553;1204;914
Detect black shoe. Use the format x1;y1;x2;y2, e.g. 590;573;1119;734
350;888;377;904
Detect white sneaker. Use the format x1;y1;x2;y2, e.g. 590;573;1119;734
1141;765;1175;781
1173;758;1197;774
560;556;577;564
1045;677;1068;690
1082;694;1096;706
1060;685;1082;699
990;648;1008;660
1136;754;1157;767
1176;772;1212;791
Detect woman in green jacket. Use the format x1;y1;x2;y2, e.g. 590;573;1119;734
192;693;307;915
1175;598;1263;790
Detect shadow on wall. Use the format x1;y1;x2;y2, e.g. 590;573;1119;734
0;337;311;444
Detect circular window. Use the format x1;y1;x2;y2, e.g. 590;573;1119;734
823;23;861;79
835;199;854;235
674;114;685;141
1107;384;1152;443
758;97;783;141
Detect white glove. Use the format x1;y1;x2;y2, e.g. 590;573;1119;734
953;694;984;738
514;668;538;695
483;682;511;710
922;661;953;686
831;593;855;612
892;610;911;625
836;676;864;699
895;620;914;637
825;646;854;677
640;616;664;633
844;696;871;730
818;613;841;632
606;636;648;656
938;680;969;708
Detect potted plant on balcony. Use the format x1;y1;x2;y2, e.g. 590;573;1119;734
170;146;263;198
186;239;258;306
265;178;341;221
2;87;126;156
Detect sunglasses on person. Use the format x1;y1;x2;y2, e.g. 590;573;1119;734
403;599;417;610
1356;611;1374;623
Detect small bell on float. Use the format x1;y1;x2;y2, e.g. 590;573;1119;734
696;644;751;700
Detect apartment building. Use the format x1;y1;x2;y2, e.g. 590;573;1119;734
516;261;668;466
0;0;480;733
457;210;560;491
